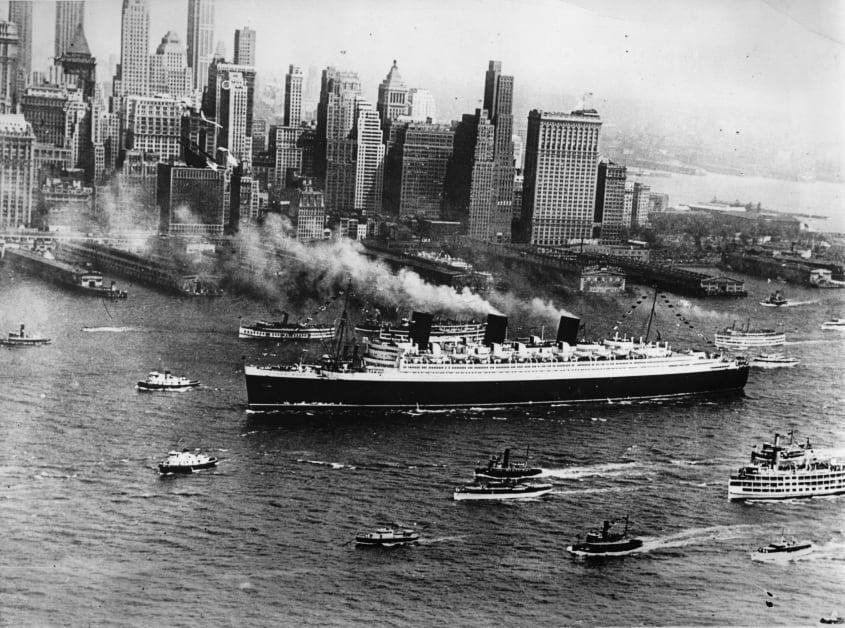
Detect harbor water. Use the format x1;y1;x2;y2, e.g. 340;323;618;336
1;272;844;626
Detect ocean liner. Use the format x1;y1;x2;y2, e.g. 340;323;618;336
244;306;750;410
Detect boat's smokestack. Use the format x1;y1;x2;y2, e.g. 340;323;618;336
282;312;289;325
773;433;781;466
484;315;508;345
556;315;580;345
20;323;25;336
409;312;433;348
503;448;510;467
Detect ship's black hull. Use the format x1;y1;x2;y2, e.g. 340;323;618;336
244;366;749;410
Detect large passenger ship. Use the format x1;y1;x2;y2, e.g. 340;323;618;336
355;317;486;342
728;432;845;501
244;307;750;410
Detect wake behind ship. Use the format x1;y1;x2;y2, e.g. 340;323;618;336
244;310;749;411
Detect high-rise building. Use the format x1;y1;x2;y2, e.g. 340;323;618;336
149;31;192;98
116;0;150;97
186;0;214;92
203;60;256;165
270;125;304;189
482;60;515;242
352;101;384;213
376;60;408;130
284;64;302;127
157;161;226;235
0;21;18;113
251;117;268;153
57;23;96;99
397;123;454;218
295;179;325;241
317;66;361;190
0;114;35;228
55;1;84;60
622;183;633;228
520;108;602;245
595;159;627;244
631;181;651;227
407;88;435;123
233;26;255;66
8;2;31;85
124;95;183;161
20;84;69;147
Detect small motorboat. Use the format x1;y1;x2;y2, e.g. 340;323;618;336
158;449;218;474
474;447;542;481
751;536;813;561
0;323;51;346
355;528;420;547
137;370;199;391
453;479;553;501
820;318;845;331
567;517;643;556
760;291;789;307
821;612;844;624
750;353;800;368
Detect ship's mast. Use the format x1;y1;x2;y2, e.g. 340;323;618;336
644;288;658;343
333;280;353;366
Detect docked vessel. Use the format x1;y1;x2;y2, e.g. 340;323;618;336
751;536;813;561
821;319;845;331
474;447;542;481
453;479;553;501
714;321;785;350
137;370;199;391
2;247;128;298
158;449;218;474
244;304;750;410
355;316;486;342
749;353;800;368
728;432;845;501
567;517;643;556
354;528;420;547
760;291;788;307
0;324;51;346
239;313;334;341
74;271;128;299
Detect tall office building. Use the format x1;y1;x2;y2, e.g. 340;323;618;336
157;161;226;235
187;0;214;92
317;66;361;186
203;60;256;165
149;31;192;98
520;108;602;245
57;23;96;99
295;179;325;241
397;123;454;218
55;1;84;60
20;84;69;147
8;2;31;84
0;114;35;229
124;95;183;160
270;125;304;189
233;26;255;66
594;159;627;244
0;21;18;113
352;101;384;213
407;88;435;122
482;60;515;242
284;64;302;127
631;181;651;227
376;60;408;130
622;183;633;228
116;0;150;97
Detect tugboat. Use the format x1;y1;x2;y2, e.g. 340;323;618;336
354;528;420;547
158;449;218;474
567;516;644;556
474;447;542;481
751;535;813;561
0;323;51;346
453;479;553;501
760;291;789;307
749;353;800;368
136;370;200;391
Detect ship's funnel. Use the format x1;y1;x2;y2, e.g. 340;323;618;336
409;311;434;348
556;315;580;345
20;323;25;335
484;315;508;345
282;312;289;325
502;448;510;467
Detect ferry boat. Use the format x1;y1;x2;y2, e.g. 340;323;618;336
137;370;200;391
474;447;542;481
714;321;785;350
0;324;51;346
239;313;334;340
567;517;643;556
728;432;845;501
355;315;486;342
453;479;553;501
751;536;813;561
244;302;750;410
158;449;218;474
74;271;128;299
760;291;789;307
749;353;800;368
821;319;845;331
354;528;420;547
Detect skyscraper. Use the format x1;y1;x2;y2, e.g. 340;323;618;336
352;101;384;213
295;179;325;241
116;0;150;97
0;114;35;229
149;31;192;99
317;66;361;187
445;109;495;239
125;95;183;160
284;64;302;127
376;60;408;130
8;2;31;78
57;23;96;99
203;60;256;165
482;60;515;242
631;181;651;227
55;1;84;60
0;21;18;113
233;26;255;66
520;108;602;245
407;88;436;123
595;159;627;244
186;0;214;92
397;123;454;218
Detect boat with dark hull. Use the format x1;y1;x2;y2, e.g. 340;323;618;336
760;291;789;307
751;536;813;561
567;517;643;556
239;313;335;341
1;324;51;346
474;447;542;481
453;479;553;501
354;528;420;547
158;449;218;474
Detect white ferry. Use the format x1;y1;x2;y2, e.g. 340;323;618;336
137;370;200;391
239;313;335;341
453;480;553;501
749;353;800;368
714;322;785;350
728;432;845;501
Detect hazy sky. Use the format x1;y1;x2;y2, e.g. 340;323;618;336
4;0;844;151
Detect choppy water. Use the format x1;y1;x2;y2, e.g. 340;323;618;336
1;271;844;626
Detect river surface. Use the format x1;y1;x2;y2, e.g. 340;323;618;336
1;271;844;626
